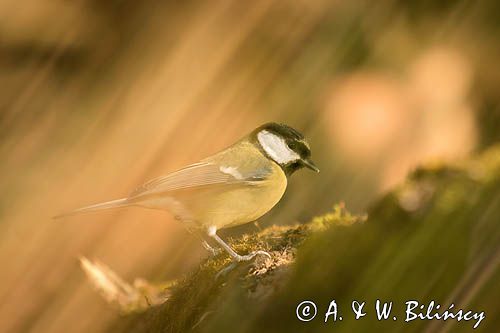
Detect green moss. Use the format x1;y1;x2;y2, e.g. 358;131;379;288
310;202;367;231
106;145;500;333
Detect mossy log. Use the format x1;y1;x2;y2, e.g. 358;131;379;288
99;146;500;333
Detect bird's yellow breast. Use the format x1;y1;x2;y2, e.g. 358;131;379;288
137;140;288;230
197;162;287;229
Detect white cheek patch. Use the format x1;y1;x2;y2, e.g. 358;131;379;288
257;130;300;164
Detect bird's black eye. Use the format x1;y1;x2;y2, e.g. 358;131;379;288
287;141;297;150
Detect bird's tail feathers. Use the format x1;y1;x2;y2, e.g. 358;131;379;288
54;198;130;219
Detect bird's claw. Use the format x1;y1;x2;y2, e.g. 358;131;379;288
215;262;238;279
235;250;271;262
207;247;222;257
202;241;222;257
215;251;272;280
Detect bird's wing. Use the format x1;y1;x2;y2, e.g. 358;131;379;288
129;162;269;198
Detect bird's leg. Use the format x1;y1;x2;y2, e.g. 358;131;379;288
201;240;221;257
196;234;222;257
186;225;221;257
206;226;271;262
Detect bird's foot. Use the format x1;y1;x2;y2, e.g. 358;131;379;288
207;247;222;257
234;250;271;262
215;251;272;279
215;262;238;279
202;241;222;257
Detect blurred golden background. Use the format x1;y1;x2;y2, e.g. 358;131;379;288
0;1;498;332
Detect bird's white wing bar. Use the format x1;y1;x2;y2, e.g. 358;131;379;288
219;166;243;179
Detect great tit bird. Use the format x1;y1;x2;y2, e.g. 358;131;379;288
57;122;319;262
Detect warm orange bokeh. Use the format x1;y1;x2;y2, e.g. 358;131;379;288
0;1;496;333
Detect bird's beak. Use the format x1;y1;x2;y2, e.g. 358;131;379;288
302;158;320;173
